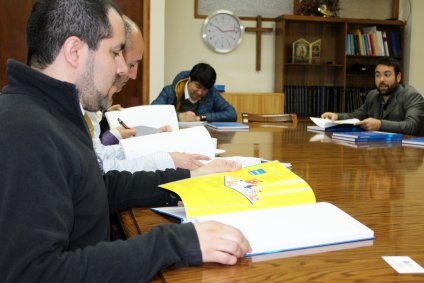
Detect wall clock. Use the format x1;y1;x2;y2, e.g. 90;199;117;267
201;10;244;54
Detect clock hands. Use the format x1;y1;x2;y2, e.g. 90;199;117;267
211;24;240;34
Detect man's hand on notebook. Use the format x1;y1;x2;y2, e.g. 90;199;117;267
194;221;251;264
355;118;382;131
157;124;173;133
321;112;338;121
116;126;136;139
169;152;210;170
190;159;242;178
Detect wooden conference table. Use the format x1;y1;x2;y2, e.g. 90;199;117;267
119;121;424;282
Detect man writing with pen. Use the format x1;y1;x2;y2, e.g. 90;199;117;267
101;104;172;144
85;15;210;173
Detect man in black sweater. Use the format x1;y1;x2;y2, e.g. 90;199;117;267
0;0;250;282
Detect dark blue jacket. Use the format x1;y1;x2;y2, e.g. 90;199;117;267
151;71;237;122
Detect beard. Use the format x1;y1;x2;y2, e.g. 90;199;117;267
377;81;398;96
113;74;128;93
76;52;112;112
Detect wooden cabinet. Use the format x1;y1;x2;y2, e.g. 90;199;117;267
275;15;405;117
221;92;285;122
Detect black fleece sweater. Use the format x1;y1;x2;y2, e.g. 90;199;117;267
0;60;202;282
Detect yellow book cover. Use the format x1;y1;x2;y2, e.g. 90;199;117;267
353;29;364;56
159;161;316;219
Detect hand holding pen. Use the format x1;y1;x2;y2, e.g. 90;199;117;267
117;117;130;129
117;118;136;138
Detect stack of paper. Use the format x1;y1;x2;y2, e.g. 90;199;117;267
402;137;424;148
207;122;249;131
332;131;403;142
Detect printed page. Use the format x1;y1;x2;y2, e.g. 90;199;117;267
120;126;215;159
159;161;316;218
105;105;179;132
192;202;374;256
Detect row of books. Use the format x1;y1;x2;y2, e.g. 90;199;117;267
284;86;343;117
346;27;401;57
344;87;372;113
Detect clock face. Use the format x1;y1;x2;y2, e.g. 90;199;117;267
202;10;244;54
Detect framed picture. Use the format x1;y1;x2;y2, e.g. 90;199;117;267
195;0;294;21
310;39;321;64
292;38;310;64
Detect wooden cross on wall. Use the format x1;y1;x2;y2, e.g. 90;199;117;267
245;16;273;71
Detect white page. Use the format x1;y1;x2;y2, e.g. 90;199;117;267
190;202;374;256
200;156;262;168
105;105;179;132
310;117;360;129
120;126;215;159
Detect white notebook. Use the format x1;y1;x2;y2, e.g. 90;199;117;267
120;126;215;159
152;202;374;256
105;105;179;132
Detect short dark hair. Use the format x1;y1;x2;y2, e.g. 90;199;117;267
375;57;401;76
189;63;216;89
26;0;122;69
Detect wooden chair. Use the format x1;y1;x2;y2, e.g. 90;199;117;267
241;113;297;124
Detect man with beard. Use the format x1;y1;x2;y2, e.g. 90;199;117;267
87;15;210;172
321;57;424;136
0;0;250;281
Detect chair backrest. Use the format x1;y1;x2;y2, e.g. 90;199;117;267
241;113;297;124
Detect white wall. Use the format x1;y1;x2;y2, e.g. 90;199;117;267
400;0;424;93
149;0;165;101
149;0;424;101
150;0;275;101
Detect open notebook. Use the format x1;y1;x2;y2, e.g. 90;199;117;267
120;126;215;159
105;105;179;132
152;161;374;256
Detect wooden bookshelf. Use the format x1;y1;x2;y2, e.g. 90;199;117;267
275;15;405;117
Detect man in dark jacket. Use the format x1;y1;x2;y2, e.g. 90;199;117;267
322;57;424;136
0;1;250;282
152;63;237;122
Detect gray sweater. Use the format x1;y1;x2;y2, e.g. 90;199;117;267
338;85;424;136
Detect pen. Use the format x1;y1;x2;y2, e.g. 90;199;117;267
117;118;130;129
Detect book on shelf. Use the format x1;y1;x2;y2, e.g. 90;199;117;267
152;161;374;256
346;26;394;57
332;131;403;143
105;105;179;132
402;137;424;147
308;117;364;132
120;126;215;159
206;122;249;131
